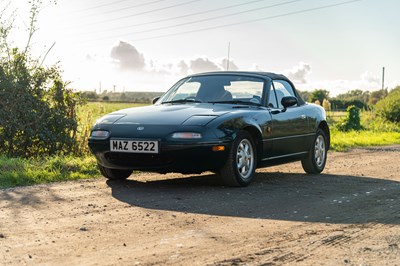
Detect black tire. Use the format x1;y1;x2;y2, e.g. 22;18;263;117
219;131;257;187
301;129;328;174
98;164;132;180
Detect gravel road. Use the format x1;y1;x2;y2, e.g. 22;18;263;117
1;146;400;265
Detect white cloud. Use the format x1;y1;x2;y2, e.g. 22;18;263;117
284;62;311;83
163;56;239;75
360;71;380;86
177;60;190;75
110;41;145;71
189;57;221;73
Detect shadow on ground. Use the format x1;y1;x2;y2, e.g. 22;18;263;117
107;171;400;225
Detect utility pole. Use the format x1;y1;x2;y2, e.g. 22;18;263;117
382;67;385;90
226;42;230;71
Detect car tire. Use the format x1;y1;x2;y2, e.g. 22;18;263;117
98;164;132;180
219;131;257;187
301;128;328;174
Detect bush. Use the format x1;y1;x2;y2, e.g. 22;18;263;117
362;111;400;132
374;87;400;123
0;1;83;157
336;105;362;131
0;49;83;157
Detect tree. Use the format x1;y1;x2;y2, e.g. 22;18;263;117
336;89;370;104
374;87;400;123
0;0;83;157
297;90;311;102
81;91;98;100
369;89;388;106
309;89;330;105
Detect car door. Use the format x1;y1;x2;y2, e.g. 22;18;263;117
267;80;309;157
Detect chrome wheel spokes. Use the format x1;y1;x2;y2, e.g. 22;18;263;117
314;135;326;168
236;139;254;179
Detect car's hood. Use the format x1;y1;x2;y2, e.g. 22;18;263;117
105;103;232;126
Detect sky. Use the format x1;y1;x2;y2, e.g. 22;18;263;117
3;0;400;96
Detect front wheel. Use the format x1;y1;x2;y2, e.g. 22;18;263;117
301;129;328;174
98;164;132;180
219;131;257;187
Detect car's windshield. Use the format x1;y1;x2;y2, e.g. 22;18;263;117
159;75;264;105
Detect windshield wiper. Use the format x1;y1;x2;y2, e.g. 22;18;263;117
208;100;261;106
162;99;202;104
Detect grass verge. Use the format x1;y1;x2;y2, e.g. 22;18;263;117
330;130;400;152
0;156;99;189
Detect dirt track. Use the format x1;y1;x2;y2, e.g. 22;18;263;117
1;146;400;265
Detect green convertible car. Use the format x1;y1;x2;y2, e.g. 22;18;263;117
88;71;330;187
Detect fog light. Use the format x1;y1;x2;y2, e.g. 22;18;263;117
212;145;225;152
171;132;202;139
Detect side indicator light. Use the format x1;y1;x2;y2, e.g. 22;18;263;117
212;145;225;152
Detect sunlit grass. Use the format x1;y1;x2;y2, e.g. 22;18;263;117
331;130;400;151
0;156;99;188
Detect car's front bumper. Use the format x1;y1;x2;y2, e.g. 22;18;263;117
88;139;232;174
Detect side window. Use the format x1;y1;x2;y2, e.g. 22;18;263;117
267;84;277;108
273;80;296;109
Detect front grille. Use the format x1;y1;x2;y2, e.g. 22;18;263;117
106;152;175;167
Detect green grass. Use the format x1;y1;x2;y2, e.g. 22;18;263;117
330;130;400;152
329;110;400;151
0;156;99;189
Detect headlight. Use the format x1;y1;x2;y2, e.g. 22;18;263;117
90;130;110;139
171;132;202;139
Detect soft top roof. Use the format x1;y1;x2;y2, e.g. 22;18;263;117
188;71;291;82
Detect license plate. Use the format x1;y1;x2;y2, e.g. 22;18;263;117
110;139;159;154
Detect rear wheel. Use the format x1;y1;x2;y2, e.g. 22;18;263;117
219;131;257;187
301;129;327;174
98;164;132;180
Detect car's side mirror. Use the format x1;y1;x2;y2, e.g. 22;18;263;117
152;97;160;104
281;96;298;111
